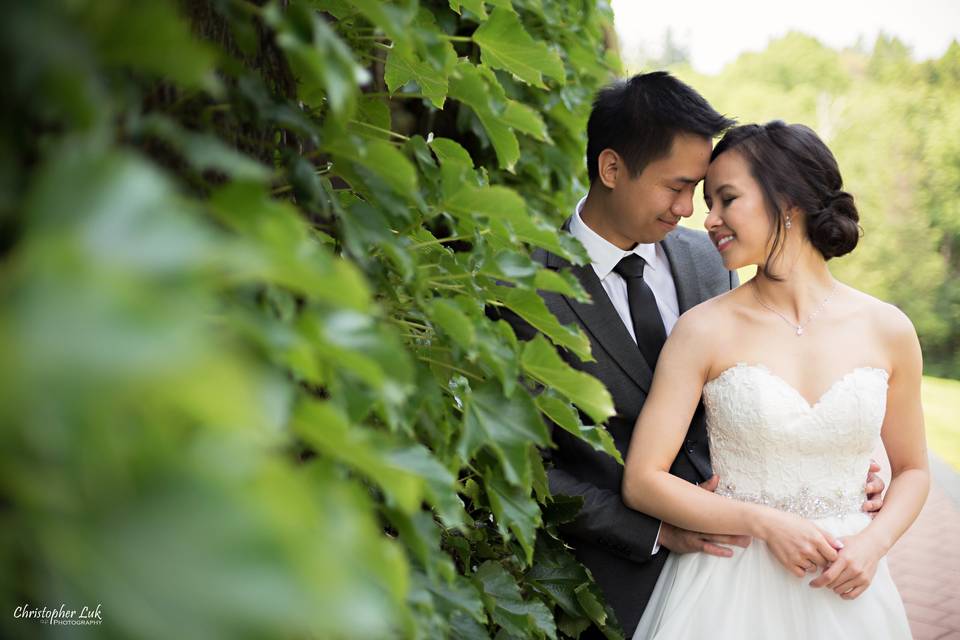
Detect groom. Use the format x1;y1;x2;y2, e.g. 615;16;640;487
496;72;886;638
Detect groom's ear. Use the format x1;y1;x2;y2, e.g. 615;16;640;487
597;148;622;189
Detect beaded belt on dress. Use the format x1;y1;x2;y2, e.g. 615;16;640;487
715;483;865;520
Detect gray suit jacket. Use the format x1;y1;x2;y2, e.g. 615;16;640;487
499;223;737;637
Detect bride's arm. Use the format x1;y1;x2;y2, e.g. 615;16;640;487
622;308;841;575
811;306;930;599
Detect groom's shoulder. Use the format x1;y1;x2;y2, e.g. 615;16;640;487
668;226;728;275
671;225;714;252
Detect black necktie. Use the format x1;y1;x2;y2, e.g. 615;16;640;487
613;254;667;368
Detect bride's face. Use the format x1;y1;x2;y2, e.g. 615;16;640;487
703;150;775;270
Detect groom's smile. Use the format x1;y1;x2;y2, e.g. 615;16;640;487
658;217;680;231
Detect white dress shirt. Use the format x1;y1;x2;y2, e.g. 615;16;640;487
569;196;680;554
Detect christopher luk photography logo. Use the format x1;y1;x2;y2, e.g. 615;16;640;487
13;603;103;626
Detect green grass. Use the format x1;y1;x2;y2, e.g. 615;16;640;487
922;375;960;472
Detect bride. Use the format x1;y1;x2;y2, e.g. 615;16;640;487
623;121;929;639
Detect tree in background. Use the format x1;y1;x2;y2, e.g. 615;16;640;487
0;1;631;638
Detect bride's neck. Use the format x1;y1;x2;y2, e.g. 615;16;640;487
752;242;836;319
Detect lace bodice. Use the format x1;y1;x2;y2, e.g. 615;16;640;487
702;363;889;519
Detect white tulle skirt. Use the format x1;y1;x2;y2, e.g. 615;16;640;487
633;512;911;640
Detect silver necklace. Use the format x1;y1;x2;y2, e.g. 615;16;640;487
751;279;839;337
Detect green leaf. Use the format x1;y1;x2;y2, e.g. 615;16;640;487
327;135;419;201
426;573;487;626
574;584;609;630
304;309;415;403
535;391;622;464
384;507;454;582
472;9;565;88
427;298;477;350
448;61;519;170
491;250;539;280
265;3;368;118
491;285;592;361
442;182;583;263
389;444;468;528
528;537;621;638
383;8;457;108
502;100;550;141
449;0;488;19
526;537;592;616
476;320;520;397
293;400;424;514
483;466;541;565
459;383;550;487
541;495;585;527
136;115;270;182
208;182;371;311
349;0;417;51
439;176;588;262
533;269;591;302
522;334;614;425
475;561;557;639
384;37;457;108
351;96;393;140
430;137;479;199
430;137;476;171
529;446;549;502
89;0;219;91
445;184;523;223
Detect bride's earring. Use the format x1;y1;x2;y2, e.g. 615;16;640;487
785;215;792;230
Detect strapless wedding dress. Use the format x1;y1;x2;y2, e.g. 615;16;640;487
633;363;911;639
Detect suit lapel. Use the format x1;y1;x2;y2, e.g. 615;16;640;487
660;231;704;314
545;233;655;393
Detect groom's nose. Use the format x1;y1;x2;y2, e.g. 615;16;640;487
671;194;695;218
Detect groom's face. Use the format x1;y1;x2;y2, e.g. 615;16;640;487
604;132;712;246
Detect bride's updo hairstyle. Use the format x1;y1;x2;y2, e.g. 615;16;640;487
710;121;861;277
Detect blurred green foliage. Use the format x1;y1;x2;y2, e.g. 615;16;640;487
0;0;628;638
921;375;960;471
664;32;960;379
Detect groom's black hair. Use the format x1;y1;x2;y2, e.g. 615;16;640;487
586;71;735;183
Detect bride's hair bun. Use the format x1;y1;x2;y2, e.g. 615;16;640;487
807;190;860;259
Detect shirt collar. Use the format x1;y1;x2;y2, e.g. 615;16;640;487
571;196;659;280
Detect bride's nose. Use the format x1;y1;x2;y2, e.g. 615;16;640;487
704;208;722;231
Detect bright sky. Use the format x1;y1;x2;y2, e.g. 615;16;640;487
612;0;960;74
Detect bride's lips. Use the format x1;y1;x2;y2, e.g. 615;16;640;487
713;233;736;252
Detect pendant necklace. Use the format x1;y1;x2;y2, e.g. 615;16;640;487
751;279;839;337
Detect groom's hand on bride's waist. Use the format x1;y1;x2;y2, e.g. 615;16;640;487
658;523;752;557
863;459;886;515
659;475;752;557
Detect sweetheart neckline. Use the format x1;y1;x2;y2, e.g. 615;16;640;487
703;362;889;411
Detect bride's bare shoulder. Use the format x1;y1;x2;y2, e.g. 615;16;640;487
842;285;920;366
671;287;744;338
842;285;916;338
